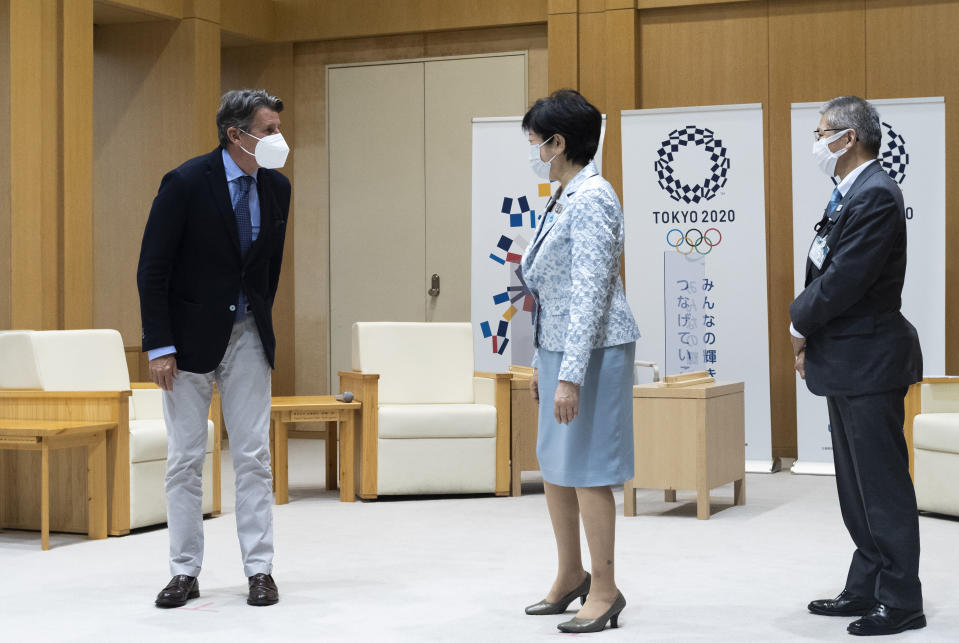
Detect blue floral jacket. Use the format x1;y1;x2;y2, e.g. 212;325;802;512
520;162;641;385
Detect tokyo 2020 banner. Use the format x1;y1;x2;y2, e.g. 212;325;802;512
621;104;773;471
790;98;946;475
470;116;605;373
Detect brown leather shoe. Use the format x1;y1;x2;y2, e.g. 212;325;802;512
155;575;199;608
247;573;279;606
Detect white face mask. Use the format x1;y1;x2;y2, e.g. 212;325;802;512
529;135;558;180
812;129;851;177
238;130;290;169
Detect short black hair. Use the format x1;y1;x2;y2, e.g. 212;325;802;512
522;89;601;167
216;89;284;148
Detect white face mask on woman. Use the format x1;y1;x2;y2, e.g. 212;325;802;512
812;129;851;177
239;130;290;169
529;135;558;180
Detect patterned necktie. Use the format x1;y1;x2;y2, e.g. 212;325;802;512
825;187;842;220
234;175;254;257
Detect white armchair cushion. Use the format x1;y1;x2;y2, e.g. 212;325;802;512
913;414;959;453
130;388;164;421
473;377;495;406
352;322;474;404
377;437;496;494
0;331;42;389
920;381;959;414
29;329;130;391
130;419;214;463
378;404;496;439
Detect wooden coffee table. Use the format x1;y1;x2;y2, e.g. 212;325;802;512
269;396;362;503
0;419;116;549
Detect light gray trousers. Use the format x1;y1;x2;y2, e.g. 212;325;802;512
162;317;274;578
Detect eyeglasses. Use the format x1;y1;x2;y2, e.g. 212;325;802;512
812;128;845;142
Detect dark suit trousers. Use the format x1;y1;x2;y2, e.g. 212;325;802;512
826;390;922;611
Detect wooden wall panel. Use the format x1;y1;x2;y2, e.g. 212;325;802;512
221;43;297;395
866;0;959;374
768;0;866;459
93;18;220;348
0;1;10;329
547;10;578;92
292;25;548;394
275;0;547;43
63;0;95;329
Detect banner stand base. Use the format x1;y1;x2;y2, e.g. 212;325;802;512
745;459;776;474
791;460;836;476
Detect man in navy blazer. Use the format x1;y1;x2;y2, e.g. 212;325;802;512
790;96;924;636
138;89;290;609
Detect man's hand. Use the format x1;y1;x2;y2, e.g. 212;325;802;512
530;369;539;403
795;349;806;380
149;354;178;391
790;334;806;358
554;380;580;425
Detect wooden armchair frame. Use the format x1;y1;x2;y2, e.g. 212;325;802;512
338;370;511;499
0;384;221;536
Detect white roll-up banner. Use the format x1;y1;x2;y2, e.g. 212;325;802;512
621;104;773;472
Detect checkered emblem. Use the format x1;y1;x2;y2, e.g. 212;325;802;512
879;121;908;185
654;125;730;204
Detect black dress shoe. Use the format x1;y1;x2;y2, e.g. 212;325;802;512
248;573;279;606
808;590;875;617
155;575;199;608
848;603;926;636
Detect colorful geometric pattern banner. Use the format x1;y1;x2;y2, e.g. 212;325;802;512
621;104;773;472
470;116;605;373
790;98;946;475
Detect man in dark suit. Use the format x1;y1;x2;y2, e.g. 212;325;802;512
137;89;291;609
790;96;925;636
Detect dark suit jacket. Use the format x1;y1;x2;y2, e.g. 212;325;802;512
137;147;291;373
790;161;922;397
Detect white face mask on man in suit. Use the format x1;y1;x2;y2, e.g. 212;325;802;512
238;130;290;169
812;128;852;177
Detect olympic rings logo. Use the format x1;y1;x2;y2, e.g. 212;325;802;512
667;227;722;255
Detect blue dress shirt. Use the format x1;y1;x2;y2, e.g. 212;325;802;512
147;149;259;361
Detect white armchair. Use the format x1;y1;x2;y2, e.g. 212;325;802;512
907;378;959;517
0;330;218;533
339;322;511;498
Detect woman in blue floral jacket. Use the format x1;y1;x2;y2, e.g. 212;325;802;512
520;90;641;634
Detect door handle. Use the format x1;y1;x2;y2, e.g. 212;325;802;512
428;274;440;297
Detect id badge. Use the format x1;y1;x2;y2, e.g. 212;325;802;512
809;235;829;269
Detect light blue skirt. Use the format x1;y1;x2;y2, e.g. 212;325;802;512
536;342;635;487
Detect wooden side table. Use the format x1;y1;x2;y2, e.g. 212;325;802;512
624;377;746;520
509;366;540;496
0;419;116;549
269;396;362;503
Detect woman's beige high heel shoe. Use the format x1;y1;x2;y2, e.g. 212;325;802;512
524;572;591;615
556;591;626;633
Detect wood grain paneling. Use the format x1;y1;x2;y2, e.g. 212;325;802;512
93;18;220;348
220;0;275;43
292;26;547;395
222;43;297;395
866;0;959;375
63;0;95;330
275;0;547;43
9;0;59;330
548;11;578;92
96;0;183;21
577;9;606;108
0;1;11;329
768;0;866;459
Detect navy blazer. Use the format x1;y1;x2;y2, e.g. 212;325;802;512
137;147;291;373
790;162;921;397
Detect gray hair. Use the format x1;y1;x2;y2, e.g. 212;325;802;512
216;89;284;148
819;96;881;156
